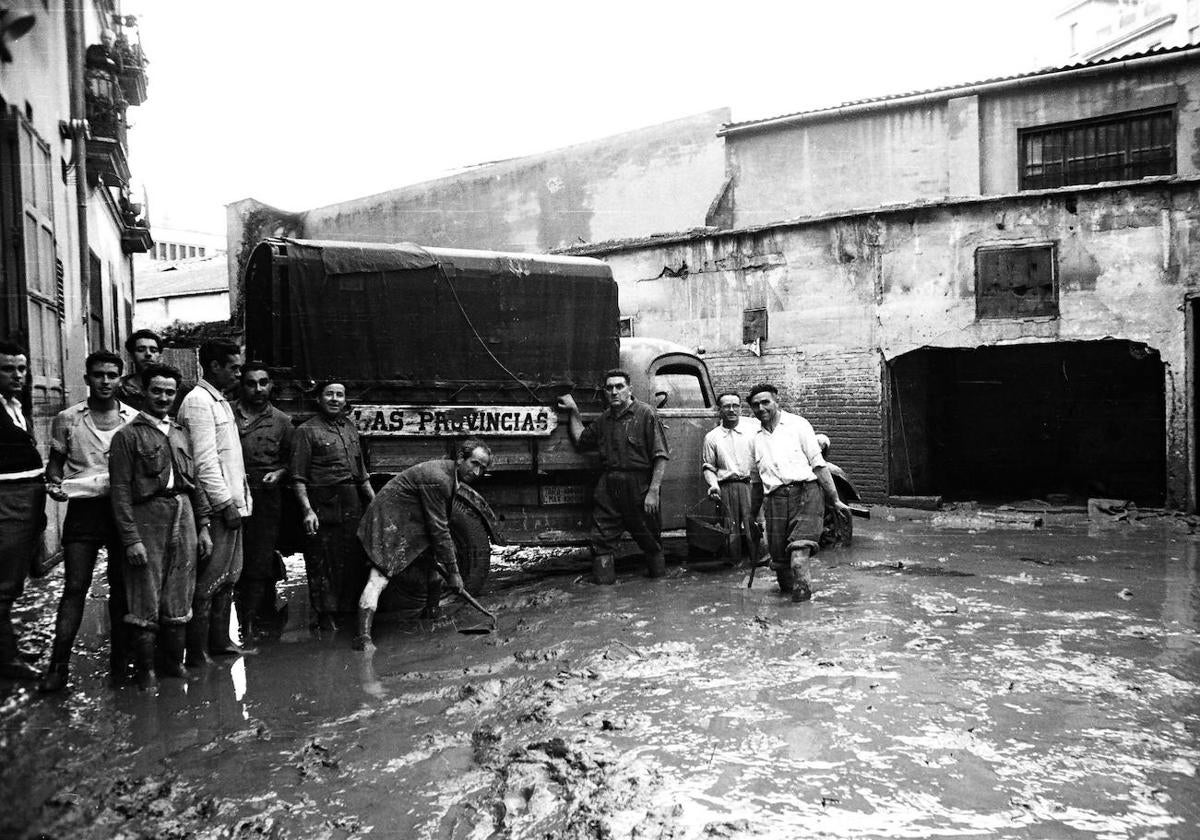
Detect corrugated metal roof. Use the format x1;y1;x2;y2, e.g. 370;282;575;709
720;42;1200;135
136;257;229;300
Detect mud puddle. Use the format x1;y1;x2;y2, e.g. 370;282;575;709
3;522;1199;838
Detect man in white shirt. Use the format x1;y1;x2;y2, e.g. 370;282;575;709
39;350;138;692
177;339;251;664
701;392;762;566
747;383;849;601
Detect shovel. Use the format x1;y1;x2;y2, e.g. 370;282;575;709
435;566;497;634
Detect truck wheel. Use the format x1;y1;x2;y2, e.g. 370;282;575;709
450;498;491;595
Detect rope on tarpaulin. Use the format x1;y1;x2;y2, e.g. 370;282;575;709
438;266;543;403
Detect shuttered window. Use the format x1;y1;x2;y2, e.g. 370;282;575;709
1020;108;1174;190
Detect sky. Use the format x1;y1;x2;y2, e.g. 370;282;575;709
124;0;1058;237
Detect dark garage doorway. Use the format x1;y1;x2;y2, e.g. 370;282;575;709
888;341;1165;505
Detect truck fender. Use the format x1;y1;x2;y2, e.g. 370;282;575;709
454;482;507;546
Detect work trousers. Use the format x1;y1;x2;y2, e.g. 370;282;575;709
0;478;46;661
50;498;127;664
762;480;823;570
241;484;283;583
303;484;368;615
195;514;243;604
718;480;759;565
124;495;197;629
589;470;661;557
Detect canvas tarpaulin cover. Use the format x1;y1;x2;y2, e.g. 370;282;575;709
254;239;619;393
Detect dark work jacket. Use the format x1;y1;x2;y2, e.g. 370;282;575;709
0;400;42;477
109;412;210;547
357;459;458;577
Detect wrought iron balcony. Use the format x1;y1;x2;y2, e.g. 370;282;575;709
84;65;130;186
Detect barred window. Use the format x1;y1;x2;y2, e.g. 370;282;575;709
1020;108;1174;190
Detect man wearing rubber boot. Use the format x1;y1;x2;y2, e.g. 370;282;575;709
234;362;293;641
0;341;47;683
109;364;213;689
177;339;251;665
747;384;849;602
39;351;138;692
558;369;670;584
352;440;492;650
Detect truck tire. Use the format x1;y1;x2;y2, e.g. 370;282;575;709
450;498;491;595
376;499;492;615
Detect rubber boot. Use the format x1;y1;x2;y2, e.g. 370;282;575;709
775;562;795;595
133;629;158;691
208;587;248;657
37;662;70;693
185;610;213;667
591;553;616;585
158;625;190;679
352;607;375;651
236;582;263;642
790;550;813;602
645;550;667;579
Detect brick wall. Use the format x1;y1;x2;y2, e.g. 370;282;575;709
706;347;886;502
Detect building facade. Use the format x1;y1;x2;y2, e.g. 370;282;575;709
1058;0;1200;62
568;44;1200;511
0;0;151;548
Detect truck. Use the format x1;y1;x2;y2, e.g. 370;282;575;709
242;238;716;603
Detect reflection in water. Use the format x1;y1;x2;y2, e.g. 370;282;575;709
230;657;247;704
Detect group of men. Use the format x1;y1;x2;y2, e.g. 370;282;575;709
0;336;849;692
0;333;293;691
0;332;493;688
558;370;851;602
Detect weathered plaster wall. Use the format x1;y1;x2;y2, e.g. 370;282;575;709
727;104;951;227
979;65;1200;194
724;54;1200;229
298;109;727;252
574;180;1200;506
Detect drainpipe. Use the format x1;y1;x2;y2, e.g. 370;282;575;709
65;0;89;330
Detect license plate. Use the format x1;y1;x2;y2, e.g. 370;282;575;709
540;485;587;505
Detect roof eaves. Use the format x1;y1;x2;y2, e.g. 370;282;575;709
719;42;1200;137
558;175;1200;256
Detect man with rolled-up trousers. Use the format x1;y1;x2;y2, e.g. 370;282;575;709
177;339;251;664
747;383;850;602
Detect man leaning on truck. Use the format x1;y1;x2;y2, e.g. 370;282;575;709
558;369;670;584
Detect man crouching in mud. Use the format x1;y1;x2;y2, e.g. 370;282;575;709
352;440;493;650
747;384;849;602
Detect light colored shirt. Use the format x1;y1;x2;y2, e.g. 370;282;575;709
3;396;26;431
177;378;251;515
50;400;137;498
750;410;827;494
153;414;176;489
701;416;760;482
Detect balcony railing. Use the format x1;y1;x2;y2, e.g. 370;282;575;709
84;67;130;185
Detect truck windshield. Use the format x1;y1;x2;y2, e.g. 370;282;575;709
653;364;709;409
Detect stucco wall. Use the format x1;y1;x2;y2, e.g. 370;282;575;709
979;65;1200;194
727;104;951;227
301;108;727;253
135;292;230;330
724;51;1200;229
574;179;1199;506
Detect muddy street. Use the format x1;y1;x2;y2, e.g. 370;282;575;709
3;515;1200;840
